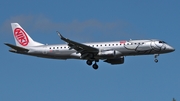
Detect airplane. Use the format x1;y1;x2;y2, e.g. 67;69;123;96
5;23;175;70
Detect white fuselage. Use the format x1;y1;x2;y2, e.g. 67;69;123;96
24;39;174;60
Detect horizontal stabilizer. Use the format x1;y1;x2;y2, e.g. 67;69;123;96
4;43;29;52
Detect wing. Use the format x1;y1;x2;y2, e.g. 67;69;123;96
57;32;99;59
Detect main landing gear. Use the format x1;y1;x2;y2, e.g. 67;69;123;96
86;60;93;65
154;54;159;63
86;60;99;70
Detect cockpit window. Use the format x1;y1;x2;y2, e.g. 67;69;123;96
159;41;166;43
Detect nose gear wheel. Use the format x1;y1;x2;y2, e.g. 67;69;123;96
154;54;159;63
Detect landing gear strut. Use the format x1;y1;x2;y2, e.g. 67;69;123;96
86;60;99;70
154;54;159;63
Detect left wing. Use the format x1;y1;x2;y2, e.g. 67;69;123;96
57;32;99;58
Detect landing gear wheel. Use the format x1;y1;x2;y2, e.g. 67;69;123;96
92;63;98;70
154;54;159;63
86;60;92;65
154;59;158;63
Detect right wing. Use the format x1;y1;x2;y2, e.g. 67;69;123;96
57;32;99;59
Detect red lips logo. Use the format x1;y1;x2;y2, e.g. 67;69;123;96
14;28;29;46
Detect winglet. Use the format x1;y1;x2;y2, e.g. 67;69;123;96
57;31;67;40
57;31;63;38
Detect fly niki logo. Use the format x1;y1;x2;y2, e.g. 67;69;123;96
120;40;126;44
14;28;29;46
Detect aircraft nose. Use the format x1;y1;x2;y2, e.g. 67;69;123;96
166;45;175;52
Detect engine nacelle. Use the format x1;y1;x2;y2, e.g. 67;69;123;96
104;57;124;65
97;50;121;59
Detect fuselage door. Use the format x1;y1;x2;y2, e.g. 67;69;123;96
42;46;47;54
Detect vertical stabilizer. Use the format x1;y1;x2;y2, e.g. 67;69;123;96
11;23;43;47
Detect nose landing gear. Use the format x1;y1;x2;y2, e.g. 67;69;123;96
154;59;158;63
154;54;159;63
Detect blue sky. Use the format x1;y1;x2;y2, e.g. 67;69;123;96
0;0;179;101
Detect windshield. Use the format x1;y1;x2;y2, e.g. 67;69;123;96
159;41;166;43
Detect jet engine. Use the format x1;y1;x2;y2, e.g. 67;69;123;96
104;57;124;64
97;50;121;59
